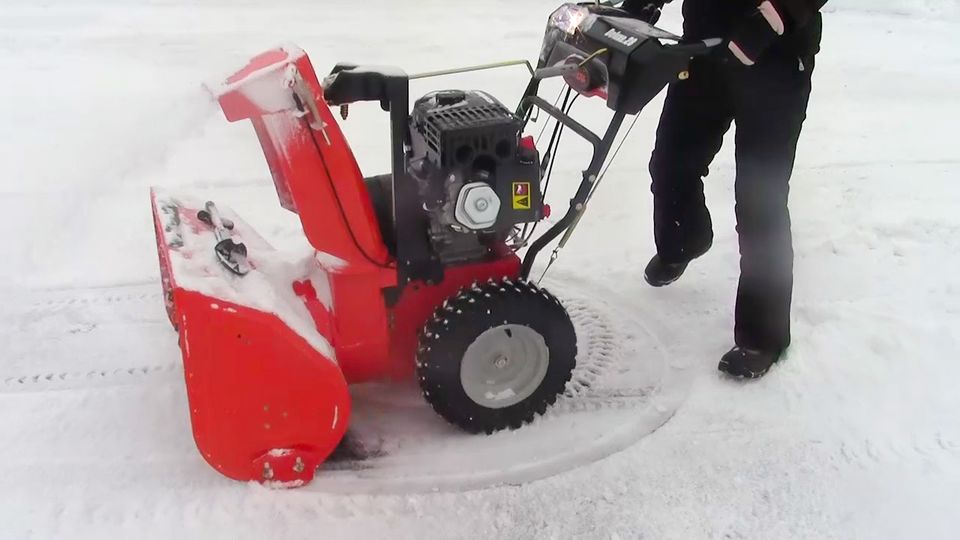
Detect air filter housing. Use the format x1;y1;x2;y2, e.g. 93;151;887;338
410;90;522;170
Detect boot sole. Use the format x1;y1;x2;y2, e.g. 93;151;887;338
643;264;688;288
644;241;713;288
717;359;770;380
718;350;784;380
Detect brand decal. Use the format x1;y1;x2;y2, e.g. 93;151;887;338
604;28;639;47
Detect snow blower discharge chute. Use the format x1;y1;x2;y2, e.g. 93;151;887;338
151;3;720;486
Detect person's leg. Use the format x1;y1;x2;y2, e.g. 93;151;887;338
649;58;734;265
729;56;813;359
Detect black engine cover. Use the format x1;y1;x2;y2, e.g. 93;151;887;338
408;90;542;263
412;90;519;169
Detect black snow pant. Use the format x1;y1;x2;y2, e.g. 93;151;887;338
649;53;813;352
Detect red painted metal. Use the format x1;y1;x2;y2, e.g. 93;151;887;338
214;45;398;383
151;190;350;485
174;289;350;485
520;135;536;152
292;280;333;341
386;256;522;381
216;46;393;271
152;46;529;487
324;269;393;384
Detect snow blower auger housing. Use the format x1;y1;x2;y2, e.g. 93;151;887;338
151;2;718;487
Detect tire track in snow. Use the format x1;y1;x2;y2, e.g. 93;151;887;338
26;290;162;310
552;299;657;415
1;277;688;494
11;285;162;313
319;281;685;493
837;435;960;470
1;283;633;400
0;283;167;346
0;363;181;393
0;294;631;398
560;299;619;399
1;284;178;392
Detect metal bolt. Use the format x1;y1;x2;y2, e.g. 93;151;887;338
588;175;597;183
475;198;490;211
494;356;509;369
293;457;305;473
679;70;690;81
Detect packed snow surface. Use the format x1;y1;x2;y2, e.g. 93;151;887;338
1;1;959;538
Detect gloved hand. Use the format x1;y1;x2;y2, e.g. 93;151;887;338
725;0;788;66
620;0;670;25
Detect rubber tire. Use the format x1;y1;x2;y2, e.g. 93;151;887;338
416;279;577;434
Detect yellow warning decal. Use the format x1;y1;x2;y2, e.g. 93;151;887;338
512;182;531;210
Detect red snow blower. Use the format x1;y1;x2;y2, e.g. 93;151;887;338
151;3;718;486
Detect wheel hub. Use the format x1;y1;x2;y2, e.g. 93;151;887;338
460;324;550;409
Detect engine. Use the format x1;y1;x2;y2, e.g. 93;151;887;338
408;90;543;264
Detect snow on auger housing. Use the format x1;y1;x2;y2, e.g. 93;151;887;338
150;3;719;487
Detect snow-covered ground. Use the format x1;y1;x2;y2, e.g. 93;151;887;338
1;0;959;538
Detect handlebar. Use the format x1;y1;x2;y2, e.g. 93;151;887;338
519;96;602;153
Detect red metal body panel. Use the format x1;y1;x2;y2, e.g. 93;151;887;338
153;46;526;487
216;46;393;271
151;192;350;485
214;45;401;383
385;256;522;381
292;267;395;384
326;270;394;383
175;289;350;486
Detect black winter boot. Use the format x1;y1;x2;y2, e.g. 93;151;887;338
643;240;712;288
718;347;783;379
643;256;690;287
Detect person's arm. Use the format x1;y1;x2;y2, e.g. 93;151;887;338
727;0;827;65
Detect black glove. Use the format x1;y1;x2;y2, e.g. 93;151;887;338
620;0;669;25
725;0;789;66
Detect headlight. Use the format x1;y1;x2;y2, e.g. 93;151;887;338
548;3;590;34
541;3;594;64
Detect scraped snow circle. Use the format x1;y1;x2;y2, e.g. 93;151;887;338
0;278;691;495
313;278;689;494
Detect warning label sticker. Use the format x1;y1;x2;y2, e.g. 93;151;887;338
512;182;531;210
